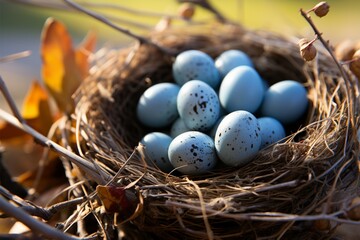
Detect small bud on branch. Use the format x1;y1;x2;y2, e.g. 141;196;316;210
298;37;318;61
312;2;330;17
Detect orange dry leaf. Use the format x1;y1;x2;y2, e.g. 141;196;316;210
41;18;96;114
21;81;54;136
76;31;97;79
0;81;53;139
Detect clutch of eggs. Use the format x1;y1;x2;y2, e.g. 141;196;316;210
137;49;308;175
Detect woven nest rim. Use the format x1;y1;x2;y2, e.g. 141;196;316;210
73;23;360;239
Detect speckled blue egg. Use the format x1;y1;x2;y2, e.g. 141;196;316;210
215;49;254;78
258;117;286;149
137;83;180;128
260;80;308;124
215;110;261;167
177;80;220;132
140;132;174;172
172;50;220;89
219;66;264;113
170;118;191;138
168;131;217;175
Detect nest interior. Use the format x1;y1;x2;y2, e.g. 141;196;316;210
73;24;360;239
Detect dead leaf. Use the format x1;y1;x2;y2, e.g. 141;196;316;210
76;31;97;79
21;80;54;136
0;81;53;139
40;18;82;114
96;185;139;220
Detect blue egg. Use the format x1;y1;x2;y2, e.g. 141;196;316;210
177;80;220;132
215;111;261;167
170;118;191;138
219;66;264;113
260;80;308;124
215;49;254;78
137;83;180;128
140;132;174;172
258;117;286;149
168;131;217;175
172;50;220;89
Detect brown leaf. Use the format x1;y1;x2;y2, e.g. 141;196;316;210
96;185;140;220
76;31;97;79
0;81;53;140
21;80;54;136
40;18;82;114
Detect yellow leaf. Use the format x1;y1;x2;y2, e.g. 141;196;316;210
76;31;97;79
0;81;53;139
40;18;82;114
21;80;54;136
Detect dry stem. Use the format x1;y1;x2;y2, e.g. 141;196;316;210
62;0;177;56
0;76;108;185
299;7;357;216
0;195;77;240
0;51;31;63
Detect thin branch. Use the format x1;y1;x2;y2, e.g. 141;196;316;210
8;0;181;20
62;0;177;56
0;108;108;185
299;8;357;215
77;1;181;19
25;197;86;221
0;75;109;184
0;196;77;240
0;51;31;63
0;76;25;122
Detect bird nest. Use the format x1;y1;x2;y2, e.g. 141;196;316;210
73;23;360;239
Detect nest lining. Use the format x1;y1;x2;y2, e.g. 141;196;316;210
73;24;360;239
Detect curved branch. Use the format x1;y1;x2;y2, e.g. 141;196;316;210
0;196;76;240
62;0;177;56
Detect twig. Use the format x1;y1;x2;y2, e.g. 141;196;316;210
9;0;181;20
62;0;177;56
0;51;31;63
77;1;181;19
0;184;86;221
0;196;77;240
0;186;28;208
0;76;25;122
299;9;353;90
299;7;356;215
0;75;109;185
0;107;108;185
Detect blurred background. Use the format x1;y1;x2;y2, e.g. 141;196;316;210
1;0;360;110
